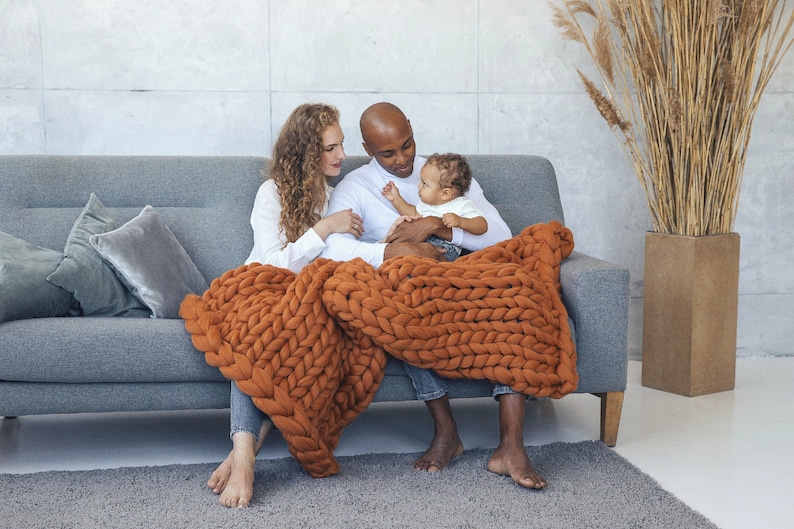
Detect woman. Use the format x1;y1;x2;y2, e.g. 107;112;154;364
207;103;363;508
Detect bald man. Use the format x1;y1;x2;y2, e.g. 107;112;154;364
320;102;547;489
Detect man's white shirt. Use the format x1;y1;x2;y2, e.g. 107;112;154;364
321;156;511;267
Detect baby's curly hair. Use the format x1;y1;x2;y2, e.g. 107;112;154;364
426;153;473;198
269;103;340;245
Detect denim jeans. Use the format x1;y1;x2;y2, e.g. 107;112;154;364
427;234;461;262
229;383;268;440
402;360;516;400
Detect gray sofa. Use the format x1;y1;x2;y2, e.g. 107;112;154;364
0;154;629;445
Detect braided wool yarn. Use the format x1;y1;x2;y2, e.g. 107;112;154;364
180;221;577;478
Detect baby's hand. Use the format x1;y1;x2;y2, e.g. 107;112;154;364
442;213;461;228
382;181;399;201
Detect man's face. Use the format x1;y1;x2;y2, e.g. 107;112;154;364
363;121;417;179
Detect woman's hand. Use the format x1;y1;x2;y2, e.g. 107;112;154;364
314;208;364;240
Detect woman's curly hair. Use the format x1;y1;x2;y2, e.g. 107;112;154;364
270;103;340;245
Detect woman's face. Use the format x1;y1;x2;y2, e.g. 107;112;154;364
321;122;346;178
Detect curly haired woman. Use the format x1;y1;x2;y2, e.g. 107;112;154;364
207;103;363;508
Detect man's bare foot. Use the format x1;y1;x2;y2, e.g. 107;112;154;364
207;451;233;494
414;396;464;472
487;444;547;489
414;432;464;472
219;443;256;508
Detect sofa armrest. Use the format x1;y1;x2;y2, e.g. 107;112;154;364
559;251;630;393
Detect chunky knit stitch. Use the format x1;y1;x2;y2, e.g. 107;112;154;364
180;221;577;478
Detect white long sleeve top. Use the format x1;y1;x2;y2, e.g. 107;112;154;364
244;179;330;273
321;157;511;267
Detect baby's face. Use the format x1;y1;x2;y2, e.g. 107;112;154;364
418;163;446;205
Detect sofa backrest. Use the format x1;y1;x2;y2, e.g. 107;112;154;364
333;155;565;236
0;155;266;282
0;154;563;283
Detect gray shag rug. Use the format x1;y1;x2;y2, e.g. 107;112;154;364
1;441;716;529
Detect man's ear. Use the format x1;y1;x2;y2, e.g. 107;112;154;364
362;142;374;157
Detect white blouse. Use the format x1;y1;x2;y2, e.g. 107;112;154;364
244;179;330;273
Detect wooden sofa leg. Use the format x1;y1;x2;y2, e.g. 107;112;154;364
595;391;624;447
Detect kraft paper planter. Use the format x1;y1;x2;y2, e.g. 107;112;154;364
641;232;740;397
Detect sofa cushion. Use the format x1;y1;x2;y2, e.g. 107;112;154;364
0;317;226;383
0;231;76;323
90;206;209;319
46;193;150;317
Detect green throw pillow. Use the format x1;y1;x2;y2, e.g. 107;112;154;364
0;231;76;323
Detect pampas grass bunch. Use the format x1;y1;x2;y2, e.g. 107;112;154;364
551;0;794;235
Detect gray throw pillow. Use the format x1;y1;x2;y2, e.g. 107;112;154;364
46;193;150;317
90;205;209;319
0;231;76;323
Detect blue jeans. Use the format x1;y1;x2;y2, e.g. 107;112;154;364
230;383;268;440
427;234;461;262
402;362;515;400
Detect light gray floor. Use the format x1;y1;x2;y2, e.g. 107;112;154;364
1;358;792;529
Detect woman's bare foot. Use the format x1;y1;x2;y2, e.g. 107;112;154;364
207;451;233;494
211;422;272;508
414;432;464;472
219;442;256;508
487;443;547;489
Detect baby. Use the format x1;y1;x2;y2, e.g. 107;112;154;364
382;153;487;261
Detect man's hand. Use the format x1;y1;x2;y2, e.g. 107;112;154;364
384;242;447;261
385;215;450;243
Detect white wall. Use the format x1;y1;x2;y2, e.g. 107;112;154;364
2;0;792;359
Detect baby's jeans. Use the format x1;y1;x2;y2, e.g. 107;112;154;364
426;234;461;262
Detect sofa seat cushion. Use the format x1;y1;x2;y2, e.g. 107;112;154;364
0;317;226;384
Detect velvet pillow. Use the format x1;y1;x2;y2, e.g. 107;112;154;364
89;205;208;319
0;231;76;323
46;193;150;317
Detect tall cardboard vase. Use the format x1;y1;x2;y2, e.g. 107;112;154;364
641;232;740;396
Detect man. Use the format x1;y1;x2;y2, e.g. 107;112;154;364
321;102;547;489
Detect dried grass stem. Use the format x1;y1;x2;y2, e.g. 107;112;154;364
552;0;794;235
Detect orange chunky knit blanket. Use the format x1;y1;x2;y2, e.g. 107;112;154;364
180;221;577;478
